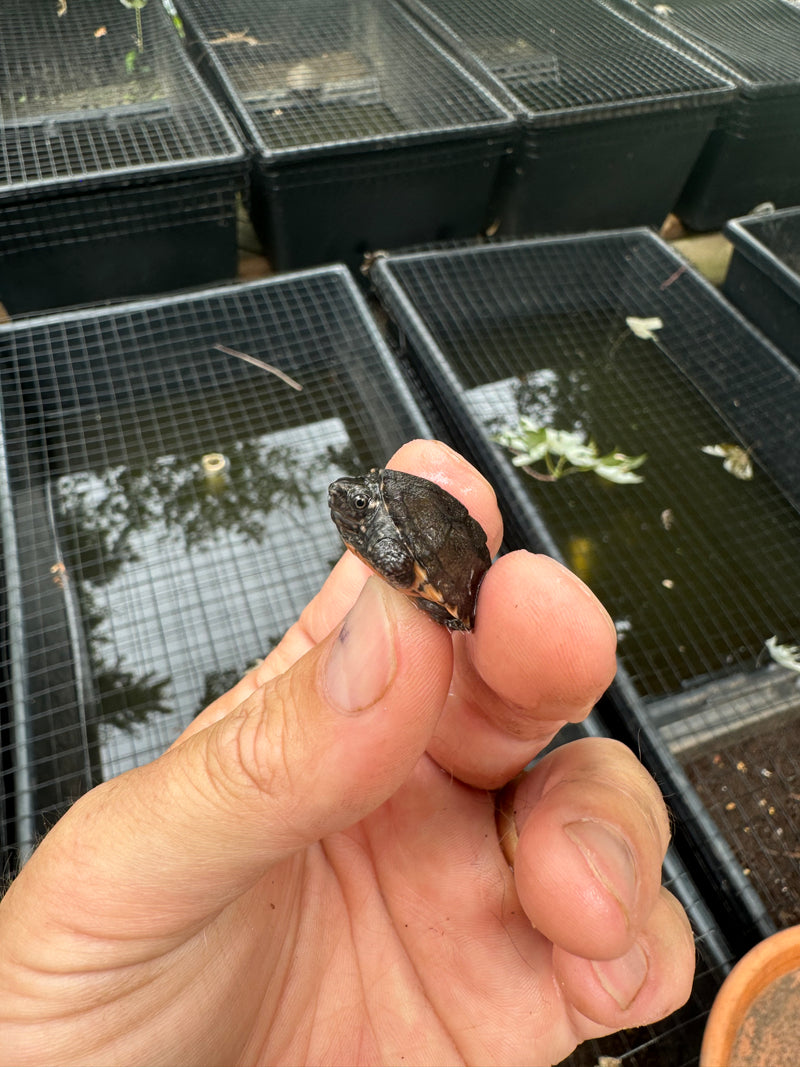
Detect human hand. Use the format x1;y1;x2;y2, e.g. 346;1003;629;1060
0;440;693;1066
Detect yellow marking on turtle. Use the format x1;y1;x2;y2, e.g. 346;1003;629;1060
342;543;463;624
411;562;463;624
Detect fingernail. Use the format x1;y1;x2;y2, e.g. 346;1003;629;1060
325;579;397;715
591;943;649;1010
564;819;638;927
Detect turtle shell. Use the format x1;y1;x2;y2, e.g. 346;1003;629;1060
327;468;491;630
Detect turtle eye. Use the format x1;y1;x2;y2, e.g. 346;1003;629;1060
352;491;369;510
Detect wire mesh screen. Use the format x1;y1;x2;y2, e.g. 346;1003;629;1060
723;207;800;368
182;0;512;154
604;0;800;86
373;234;800;697
0;269;428;872
400;0;729;116
0;0;242;189
372;233;800;928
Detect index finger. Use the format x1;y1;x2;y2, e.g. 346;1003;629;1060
428;551;619;789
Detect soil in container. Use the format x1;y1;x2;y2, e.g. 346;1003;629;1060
683;711;800;929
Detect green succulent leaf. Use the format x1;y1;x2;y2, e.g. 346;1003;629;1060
492;419;646;485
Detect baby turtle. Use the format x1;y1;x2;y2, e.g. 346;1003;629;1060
328;468;491;631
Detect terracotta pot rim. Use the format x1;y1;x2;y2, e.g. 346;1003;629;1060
700;924;800;1067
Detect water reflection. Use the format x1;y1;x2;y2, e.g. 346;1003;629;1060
52;419;352;780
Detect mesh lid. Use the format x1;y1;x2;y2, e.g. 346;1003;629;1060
372;233;800;932
181;0;513;155
606;0;800;87
0;0;243;191
372;233;800;703
725;207;800;298
0;269;427;865
401;0;730;116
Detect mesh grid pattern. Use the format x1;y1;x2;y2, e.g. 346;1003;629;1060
400;0;728;115
181;0;512;154
606;0;800;85
372;232;800;931
0;269;427;868
372;235;800;700
0;0;242;189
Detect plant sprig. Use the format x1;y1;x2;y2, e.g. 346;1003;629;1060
493;418;646;484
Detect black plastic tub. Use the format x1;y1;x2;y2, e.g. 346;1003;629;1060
0;0;246;316
723;207;800;369
178;0;516;271
0;268;431;872
371;230;799;949
604;0;800;230
397;0;733;237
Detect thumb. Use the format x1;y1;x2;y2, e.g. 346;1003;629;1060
23;577;452;928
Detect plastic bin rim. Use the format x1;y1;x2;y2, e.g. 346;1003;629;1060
0;146;249;198
371;225;800;401
251;114;518;162
724;211;800;305
0;265;362;334
371;225;660;270
492;81;735;125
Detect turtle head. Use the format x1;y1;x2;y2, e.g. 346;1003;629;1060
327;473;381;544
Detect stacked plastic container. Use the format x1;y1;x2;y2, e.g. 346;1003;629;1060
602;0;800;228
724;207;800;367
398;0;733;234
0;0;246;315
370;230;799;946
179;0;516;269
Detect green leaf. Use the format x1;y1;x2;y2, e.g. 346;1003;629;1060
765;636;800;673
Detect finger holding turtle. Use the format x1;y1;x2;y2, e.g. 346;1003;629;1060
430;549;619;790
325;439;618;792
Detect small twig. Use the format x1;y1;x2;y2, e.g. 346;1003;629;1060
519;464;556;482
660;263;687;290
214;344;303;392
207;29;264;46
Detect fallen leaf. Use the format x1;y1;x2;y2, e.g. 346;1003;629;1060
765;635;800;673
701;443;753;480
626;315;663;341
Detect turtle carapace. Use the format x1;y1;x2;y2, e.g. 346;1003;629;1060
328;468;490;631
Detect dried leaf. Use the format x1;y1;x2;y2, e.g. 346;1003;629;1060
765;636;800;674
625;315;663;341
701;443;753;481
